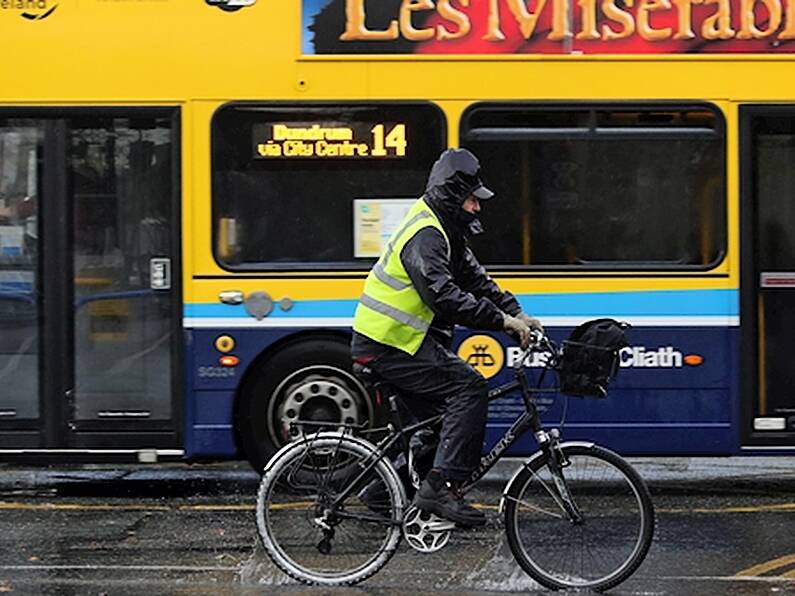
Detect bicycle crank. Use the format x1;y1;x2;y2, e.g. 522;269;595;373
402;505;455;553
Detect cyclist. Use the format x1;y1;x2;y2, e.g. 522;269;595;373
351;148;543;527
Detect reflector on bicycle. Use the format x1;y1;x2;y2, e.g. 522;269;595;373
557;319;630;398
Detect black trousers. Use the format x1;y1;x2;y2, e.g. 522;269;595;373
359;334;489;482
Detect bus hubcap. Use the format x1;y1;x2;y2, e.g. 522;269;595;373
274;368;365;443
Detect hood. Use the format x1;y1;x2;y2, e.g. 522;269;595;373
424;148;494;236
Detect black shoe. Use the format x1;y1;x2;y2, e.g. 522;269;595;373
413;473;486;527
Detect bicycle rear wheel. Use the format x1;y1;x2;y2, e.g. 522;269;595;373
504;444;654;591
256;434;406;586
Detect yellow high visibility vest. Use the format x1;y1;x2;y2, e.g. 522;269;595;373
353;197;449;355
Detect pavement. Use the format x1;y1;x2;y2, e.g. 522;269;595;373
0;456;794;495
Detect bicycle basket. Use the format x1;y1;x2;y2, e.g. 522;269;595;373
556;319;630;398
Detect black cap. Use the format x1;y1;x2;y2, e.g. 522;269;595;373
426;148;495;203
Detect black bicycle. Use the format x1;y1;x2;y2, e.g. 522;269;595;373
255;331;654;590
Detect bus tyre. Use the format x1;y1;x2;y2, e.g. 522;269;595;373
236;337;376;472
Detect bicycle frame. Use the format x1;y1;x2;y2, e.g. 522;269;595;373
460;369;556;494
313;340;566;515
260;333;652;590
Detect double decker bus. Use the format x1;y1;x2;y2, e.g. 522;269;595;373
1;0;793;468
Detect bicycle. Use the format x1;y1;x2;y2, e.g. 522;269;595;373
255;331;655;591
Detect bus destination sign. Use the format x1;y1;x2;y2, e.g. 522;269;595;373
253;122;407;159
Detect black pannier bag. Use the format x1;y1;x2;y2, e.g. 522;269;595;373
557;318;630;398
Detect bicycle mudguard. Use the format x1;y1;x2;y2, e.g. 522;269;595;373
498;441;596;515
262;431;390;475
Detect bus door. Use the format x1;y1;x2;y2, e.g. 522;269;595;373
0;109;181;457
741;106;795;447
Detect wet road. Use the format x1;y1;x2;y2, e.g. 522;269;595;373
0;464;794;595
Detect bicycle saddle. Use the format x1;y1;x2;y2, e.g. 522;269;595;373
352;361;400;402
352;360;381;386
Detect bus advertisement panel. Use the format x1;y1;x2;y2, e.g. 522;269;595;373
303;0;795;54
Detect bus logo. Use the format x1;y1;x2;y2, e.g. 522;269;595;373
206;0;255;11
457;335;505;380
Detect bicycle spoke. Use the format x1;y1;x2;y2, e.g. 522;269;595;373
336;509;395;524
505;446;653;591
257;436;403;585
502;494;564;519
530;466;572;518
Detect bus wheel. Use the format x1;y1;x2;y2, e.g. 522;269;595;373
236;337;375;472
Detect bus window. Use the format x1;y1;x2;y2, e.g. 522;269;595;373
211;102;446;269
0;122;40;420
70;116;176;422
461;104;726;269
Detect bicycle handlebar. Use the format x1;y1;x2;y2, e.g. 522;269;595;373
512;331;557;372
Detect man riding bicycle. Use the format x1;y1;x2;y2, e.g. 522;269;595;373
351;148;543;527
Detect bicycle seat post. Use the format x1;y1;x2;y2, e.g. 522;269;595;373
385;391;404;434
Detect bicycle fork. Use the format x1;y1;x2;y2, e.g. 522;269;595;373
538;429;584;525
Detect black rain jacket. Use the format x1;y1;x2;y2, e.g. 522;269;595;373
353;150;520;355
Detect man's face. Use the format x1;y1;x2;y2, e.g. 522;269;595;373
462;195;481;214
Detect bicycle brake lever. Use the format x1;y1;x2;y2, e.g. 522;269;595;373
513;332;547;371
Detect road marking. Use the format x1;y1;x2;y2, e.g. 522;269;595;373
0;501;500;512
658;575;795;582
0;564;238;571
176;504;254;511
2;500;795;515
658;503;795;514
735;553;795;577
0;502;171;511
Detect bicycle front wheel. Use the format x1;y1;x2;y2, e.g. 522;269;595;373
504;444;654;591
256;434;406;586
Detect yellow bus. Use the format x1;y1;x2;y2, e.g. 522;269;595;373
1;0;793;468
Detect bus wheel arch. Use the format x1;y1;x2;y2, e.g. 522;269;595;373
234;332;378;472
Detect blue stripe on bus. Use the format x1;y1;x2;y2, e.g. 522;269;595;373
517;288;738;317
184;288;738;318
184;300;359;318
